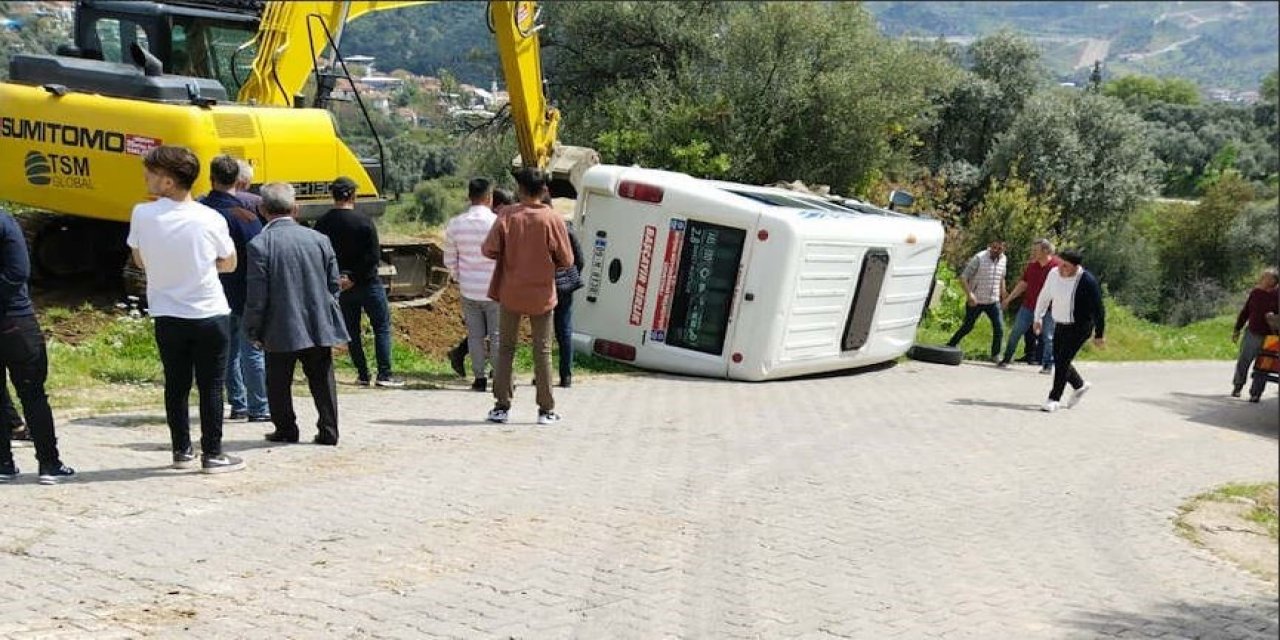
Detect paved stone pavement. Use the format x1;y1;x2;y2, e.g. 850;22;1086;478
2;360;1277;639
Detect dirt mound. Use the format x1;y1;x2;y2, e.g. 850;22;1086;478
392;286;536;360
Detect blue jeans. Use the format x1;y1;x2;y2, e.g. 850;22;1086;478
340;282;393;381
554;290;574;381
947;302;1005;359
226;314;268;417
1002;307;1055;367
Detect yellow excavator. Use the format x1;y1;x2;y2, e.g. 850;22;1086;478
0;0;596;302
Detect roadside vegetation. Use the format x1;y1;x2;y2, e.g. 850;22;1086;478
1175;482;1279;585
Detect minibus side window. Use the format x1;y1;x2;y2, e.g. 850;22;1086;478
665;220;747;355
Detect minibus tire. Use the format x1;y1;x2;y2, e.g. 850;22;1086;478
907;344;963;366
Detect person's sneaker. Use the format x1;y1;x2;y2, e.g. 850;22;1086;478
448;345;467;377
375;377;405;388
996;360;1010;369
10;426;30;441
264;431;299;443
486;407;509;424
38;464;75;485
227;410;248;422
1040;400;1060;413
1249;395;1262;403
1040;365;1053;375
1231;385;1243;398
537;410;562;426
355;377;371;387
471;377;487;392
1066;382;1092;409
172;447;198;470
200;454;245;474
559;377;572;388
0;460;17;483
248;414;273;423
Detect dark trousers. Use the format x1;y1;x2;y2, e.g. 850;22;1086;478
947;302;1005;358
0;315;60;467
266;347;338;443
155;316;229;457
554;291;574;382
340;282;393;381
1;366;23;428
1049;322;1091;401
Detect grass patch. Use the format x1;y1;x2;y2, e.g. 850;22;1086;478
1199;482;1279;540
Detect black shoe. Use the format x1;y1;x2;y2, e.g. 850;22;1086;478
172;447;198;470
312;435;338;446
448;345;467;377
355;377;371;387
264;431;299;443
1249;395;1262;403
10;426;30;441
201;453;245;474
248;414;273;423
0;459;17;483
38;464;75;485
1231;385;1243;398
471;377;487;392
376;377;405;388
227;410;248;421
559;377;572;388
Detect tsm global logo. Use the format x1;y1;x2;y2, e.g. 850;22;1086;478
23;150;93;189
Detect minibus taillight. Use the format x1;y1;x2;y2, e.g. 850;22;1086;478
593;339;637;361
618;180;664;204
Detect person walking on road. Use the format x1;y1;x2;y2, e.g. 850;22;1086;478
199;155;270;423
1034;250;1106;413
127;145;244;474
314;177;403;388
998;239;1060;373
444;178;500;392
0;209;74;485
482;168;573;425
1231;267;1279;401
947;240;1008;361
243;183;349;446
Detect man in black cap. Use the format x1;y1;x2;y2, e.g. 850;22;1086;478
313;177;403;387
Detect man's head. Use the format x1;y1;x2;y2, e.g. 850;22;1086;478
209;155;240;190
492;188;516;208
513;167;549;203
1031;238;1055;262
468;177;493;206
1058;249;1083;277
329;176;358;206
142;145;200;198
1260;267;1279;290
987;240;1006;259
260;182;297;219
235;159;254;190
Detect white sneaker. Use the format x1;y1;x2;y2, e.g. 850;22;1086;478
486;408;509;423
1041;400;1060;413
1066;382;1092;409
537;411;562;426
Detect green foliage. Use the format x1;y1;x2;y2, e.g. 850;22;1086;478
408;177;467;227
339;2;496;86
1104;75;1201;106
960;173;1060;273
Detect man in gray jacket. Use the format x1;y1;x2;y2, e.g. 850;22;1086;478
243;183;349;445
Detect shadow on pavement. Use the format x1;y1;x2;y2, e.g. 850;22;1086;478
1061;597;1279;639
51;465;192;484
113;439;287;453
68;414;168;429
949;398;1043;412
371;417;495;428
1134;392;1278;439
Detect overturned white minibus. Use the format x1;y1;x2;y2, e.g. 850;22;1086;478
570;165;944;381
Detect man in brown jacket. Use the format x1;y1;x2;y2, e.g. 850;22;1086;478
482;168;573;425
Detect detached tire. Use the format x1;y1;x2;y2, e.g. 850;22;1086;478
908;344;963;366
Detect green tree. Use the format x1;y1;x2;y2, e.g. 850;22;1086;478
383;134;432;197
1156;172;1257;317
960;173;1061;278
1103;74;1200;106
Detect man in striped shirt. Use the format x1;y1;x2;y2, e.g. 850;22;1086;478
947;240;1008;361
443;178;499;392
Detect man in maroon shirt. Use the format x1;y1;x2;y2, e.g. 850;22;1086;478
998;239;1061;373
1232;267;1279;399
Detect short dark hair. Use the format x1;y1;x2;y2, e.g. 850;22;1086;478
330;176;358;201
209;155;240;187
143;145;200;190
492;188;515;208
1059;249;1084;266
468;177;493;200
513;167;548;197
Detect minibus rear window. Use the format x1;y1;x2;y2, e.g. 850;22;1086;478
665;220;747;355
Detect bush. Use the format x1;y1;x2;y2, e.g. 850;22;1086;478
409;177;467;227
959;173;1060;277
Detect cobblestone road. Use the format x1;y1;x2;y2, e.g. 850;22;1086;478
2;361;1277;639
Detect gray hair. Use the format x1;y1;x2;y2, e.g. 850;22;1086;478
259;182;295;216
236;159;254;184
1033;238;1055;254
1264;267;1279;285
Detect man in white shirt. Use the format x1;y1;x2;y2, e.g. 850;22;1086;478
127;145;245;474
1033;249;1106;413
443;178;499;391
947;240;1008;361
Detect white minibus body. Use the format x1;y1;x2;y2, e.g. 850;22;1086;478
571;165;944;381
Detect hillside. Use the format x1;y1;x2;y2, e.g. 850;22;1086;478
864;1;1279;91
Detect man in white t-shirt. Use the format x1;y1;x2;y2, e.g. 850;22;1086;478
443;177;499;391
126;146;245;474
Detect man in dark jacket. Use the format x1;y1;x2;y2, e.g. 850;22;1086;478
199;155;269;422
1033;249;1106;412
0;209;74;484
243;183;350;445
